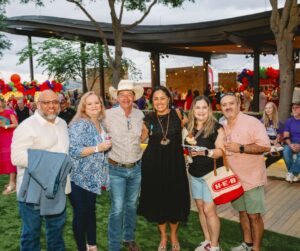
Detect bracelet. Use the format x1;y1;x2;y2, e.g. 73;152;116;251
4;125;8;129
207;149;214;158
94;145;99;153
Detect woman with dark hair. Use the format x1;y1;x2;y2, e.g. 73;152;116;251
138;86;190;251
68;91;111;251
185;96;224;251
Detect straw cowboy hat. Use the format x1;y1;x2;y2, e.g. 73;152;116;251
109;79;144;101
292;87;300;105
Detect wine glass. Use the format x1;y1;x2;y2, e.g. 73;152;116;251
224;133;233;156
105;133;112;145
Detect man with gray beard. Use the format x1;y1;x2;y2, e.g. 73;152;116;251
11;90;69;251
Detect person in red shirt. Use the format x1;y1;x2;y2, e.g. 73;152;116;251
184;89;193;111
0;97;18;195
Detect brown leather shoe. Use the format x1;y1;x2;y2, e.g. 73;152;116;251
123;241;140;251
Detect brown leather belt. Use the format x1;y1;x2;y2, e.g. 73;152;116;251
108;158;140;168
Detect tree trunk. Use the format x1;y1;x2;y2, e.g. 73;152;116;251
111;30;123;87
277;34;295;123
269;0;300;123
66;0;164;88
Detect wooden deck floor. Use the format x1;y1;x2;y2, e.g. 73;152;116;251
190;161;300;238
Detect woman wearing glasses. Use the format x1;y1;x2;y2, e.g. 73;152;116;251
68;92;111;251
261;102;284;168
185;96;224;251
138;86;190;251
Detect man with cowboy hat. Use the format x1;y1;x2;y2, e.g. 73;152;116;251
283;87;300;183
105;80;144;251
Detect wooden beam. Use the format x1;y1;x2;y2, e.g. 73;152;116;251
225;31;276;51
125;42;211;58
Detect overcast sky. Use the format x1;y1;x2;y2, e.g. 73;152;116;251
0;0;290;83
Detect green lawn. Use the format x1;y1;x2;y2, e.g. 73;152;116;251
0;174;299;251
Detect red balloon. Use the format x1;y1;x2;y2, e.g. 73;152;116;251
15;82;24;93
40;82;50;91
53;82;63;92
10;74;21;84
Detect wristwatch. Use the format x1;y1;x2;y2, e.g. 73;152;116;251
205;149;214;158
239;145;245;153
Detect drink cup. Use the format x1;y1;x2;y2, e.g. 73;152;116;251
224;134;233;156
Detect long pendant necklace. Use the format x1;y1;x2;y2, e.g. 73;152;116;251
157;112;170;145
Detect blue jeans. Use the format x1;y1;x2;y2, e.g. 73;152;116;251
68;182;97;251
283;145;300;176
18;202;66;251
108;162;141;251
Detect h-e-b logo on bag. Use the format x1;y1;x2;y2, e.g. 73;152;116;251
212;175;239;192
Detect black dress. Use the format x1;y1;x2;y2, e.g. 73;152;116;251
187;123;224;178
138;109;190;224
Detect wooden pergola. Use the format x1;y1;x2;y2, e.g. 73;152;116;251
2;8;300;110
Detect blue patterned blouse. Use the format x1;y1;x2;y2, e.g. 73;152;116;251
69;118;109;194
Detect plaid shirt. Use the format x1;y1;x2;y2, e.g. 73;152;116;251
105;106;144;164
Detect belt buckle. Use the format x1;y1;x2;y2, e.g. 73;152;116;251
122;163;135;168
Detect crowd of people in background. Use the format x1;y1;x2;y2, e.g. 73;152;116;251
0;81;299;251
164;85;280;113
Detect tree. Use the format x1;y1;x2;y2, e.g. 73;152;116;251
0;0;11;58
17;38;141;85
19;0;194;86
269;0;300;123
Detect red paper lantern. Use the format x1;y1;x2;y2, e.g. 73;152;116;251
10;74;21;84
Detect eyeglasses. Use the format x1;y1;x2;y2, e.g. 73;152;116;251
127;117;132;130
39;100;60;106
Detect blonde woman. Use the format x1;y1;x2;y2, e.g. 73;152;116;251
261;102;284;168
185;96;224;251
68;92;111;251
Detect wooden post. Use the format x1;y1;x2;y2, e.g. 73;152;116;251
80;42;88;93
150;52;160;88
98;42;105;100
203;56;211;90
28;36;34;81
253;48;260;112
